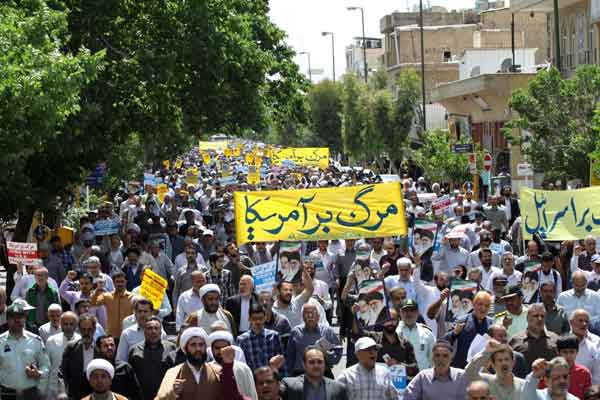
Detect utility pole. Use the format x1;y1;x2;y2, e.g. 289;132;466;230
347;6;368;83
553;0;561;73
419;0;427;132
322;32;336;82
299;51;312;81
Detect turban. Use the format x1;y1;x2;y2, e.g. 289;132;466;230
198;284;221;299
86;359;114;381
180;327;208;353
208;330;234;346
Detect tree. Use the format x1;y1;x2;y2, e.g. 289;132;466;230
389;69;420;168
367;90;392;165
341;74;367;160
413;130;471;185
0;0;105;240
505;65;600;184
369;69;388;91
308;80;343;155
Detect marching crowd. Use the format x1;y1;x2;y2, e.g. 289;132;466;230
1;147;600;400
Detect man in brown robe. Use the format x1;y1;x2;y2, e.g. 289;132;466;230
155;327;247;400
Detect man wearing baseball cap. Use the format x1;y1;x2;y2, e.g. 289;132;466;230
494;286;529;338
337;336;397;399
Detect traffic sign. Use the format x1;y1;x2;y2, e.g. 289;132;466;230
452;143;474;153
483;153;492;172
517;163;533;177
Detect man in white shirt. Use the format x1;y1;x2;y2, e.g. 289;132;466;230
477;248;502;291
557;271;600;319
302;257;332;314
175;270;206;330
47;311;80;398
38;303;62;343
569;308;600;384
116;298;166;362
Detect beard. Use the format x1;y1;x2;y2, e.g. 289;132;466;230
383;324;396;334
186;351;207;367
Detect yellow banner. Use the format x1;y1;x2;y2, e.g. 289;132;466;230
156;184;168;204
271;148;330;169
247;165;260;185
199;140;229;151
140;269;168;310
174;159;183;169
201;152;211;165
234;183;407;244
245;153;255;165
233;147;241;157
224;148;232;158
520;187;600;240
185;168;198;185
162;160;170;169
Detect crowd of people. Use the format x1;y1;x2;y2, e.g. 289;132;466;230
1;145;599;400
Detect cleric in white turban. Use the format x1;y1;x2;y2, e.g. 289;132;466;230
187;284;237;336
83;359;128;400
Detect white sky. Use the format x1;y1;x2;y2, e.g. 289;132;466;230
269;0;476;82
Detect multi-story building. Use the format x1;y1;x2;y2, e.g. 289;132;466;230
380;6;547;100
345;37;384;79
511;0;598;75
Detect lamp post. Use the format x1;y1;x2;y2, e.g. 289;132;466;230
347;6;368;83
419;0;427;132
299;51;312;82
321;32;336;82
553;0;561;73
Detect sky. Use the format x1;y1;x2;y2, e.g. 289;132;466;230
269;0;476;82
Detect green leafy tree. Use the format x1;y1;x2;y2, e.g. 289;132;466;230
367;90;393;165
341;74;367;160
0;0;105;240
308;80;343;155
390;69;420;168
413;130;471;185
505;65;600;184
369;69;389;91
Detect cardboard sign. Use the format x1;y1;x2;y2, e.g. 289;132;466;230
140;269;168;310
252;261;278;294
162;160;170;169
174;159;183;169
432;195;452;216
93;219;120;236
7;242;41;265
156;184;168;204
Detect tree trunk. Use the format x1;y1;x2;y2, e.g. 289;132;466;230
6;208;35;303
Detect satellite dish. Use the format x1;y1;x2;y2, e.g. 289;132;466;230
500;58;512;72
470;66;481;77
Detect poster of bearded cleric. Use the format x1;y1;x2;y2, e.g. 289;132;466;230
446;278;479;322
277;241;303;282
356;279;389;329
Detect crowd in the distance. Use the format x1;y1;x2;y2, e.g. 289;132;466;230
0;147;598;400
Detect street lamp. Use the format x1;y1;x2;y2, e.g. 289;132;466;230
419;0;427;132
299;51;312;82
553;0;561;73
347;6;368;84
321;32;336;82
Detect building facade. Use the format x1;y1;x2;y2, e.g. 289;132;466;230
345;37;384;79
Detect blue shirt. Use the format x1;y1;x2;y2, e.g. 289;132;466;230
237;328;286;376
286;324;343;374
444;313;493;368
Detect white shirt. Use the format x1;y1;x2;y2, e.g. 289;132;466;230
312;279;332;310
576;332;600;384
187;362;203;384
557;289;600;319
479;266;502;291
174;253;206;276
46;332;81;394
116;323;167;362
176;288;204;330
239;297;250;332
487;270;522;288
309;249;336;285
38;322;61;344
83;343;95;371
396;322;435;371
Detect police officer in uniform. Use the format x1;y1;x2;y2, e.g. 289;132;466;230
0;299;50;399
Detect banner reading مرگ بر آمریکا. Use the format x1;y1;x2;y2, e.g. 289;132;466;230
520;187;600;240
233;183;407;244
271;147;329;169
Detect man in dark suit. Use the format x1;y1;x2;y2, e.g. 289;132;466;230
225;275;258;335
500;185;520;227
281;347;347;400
60;313;97;400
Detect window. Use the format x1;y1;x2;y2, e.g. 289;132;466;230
443;50;451;62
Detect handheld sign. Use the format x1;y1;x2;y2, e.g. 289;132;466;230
7;242;42;265
140;269;168;310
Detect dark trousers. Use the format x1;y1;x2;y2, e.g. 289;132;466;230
0;386;40;400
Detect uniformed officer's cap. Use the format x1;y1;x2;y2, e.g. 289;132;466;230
400;299;418;310
501;285;522;300
6;299;35;315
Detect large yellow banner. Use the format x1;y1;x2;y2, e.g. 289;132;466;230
271;148;330;169
234;183;407;244
199;140;229;151
520;187;600;240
